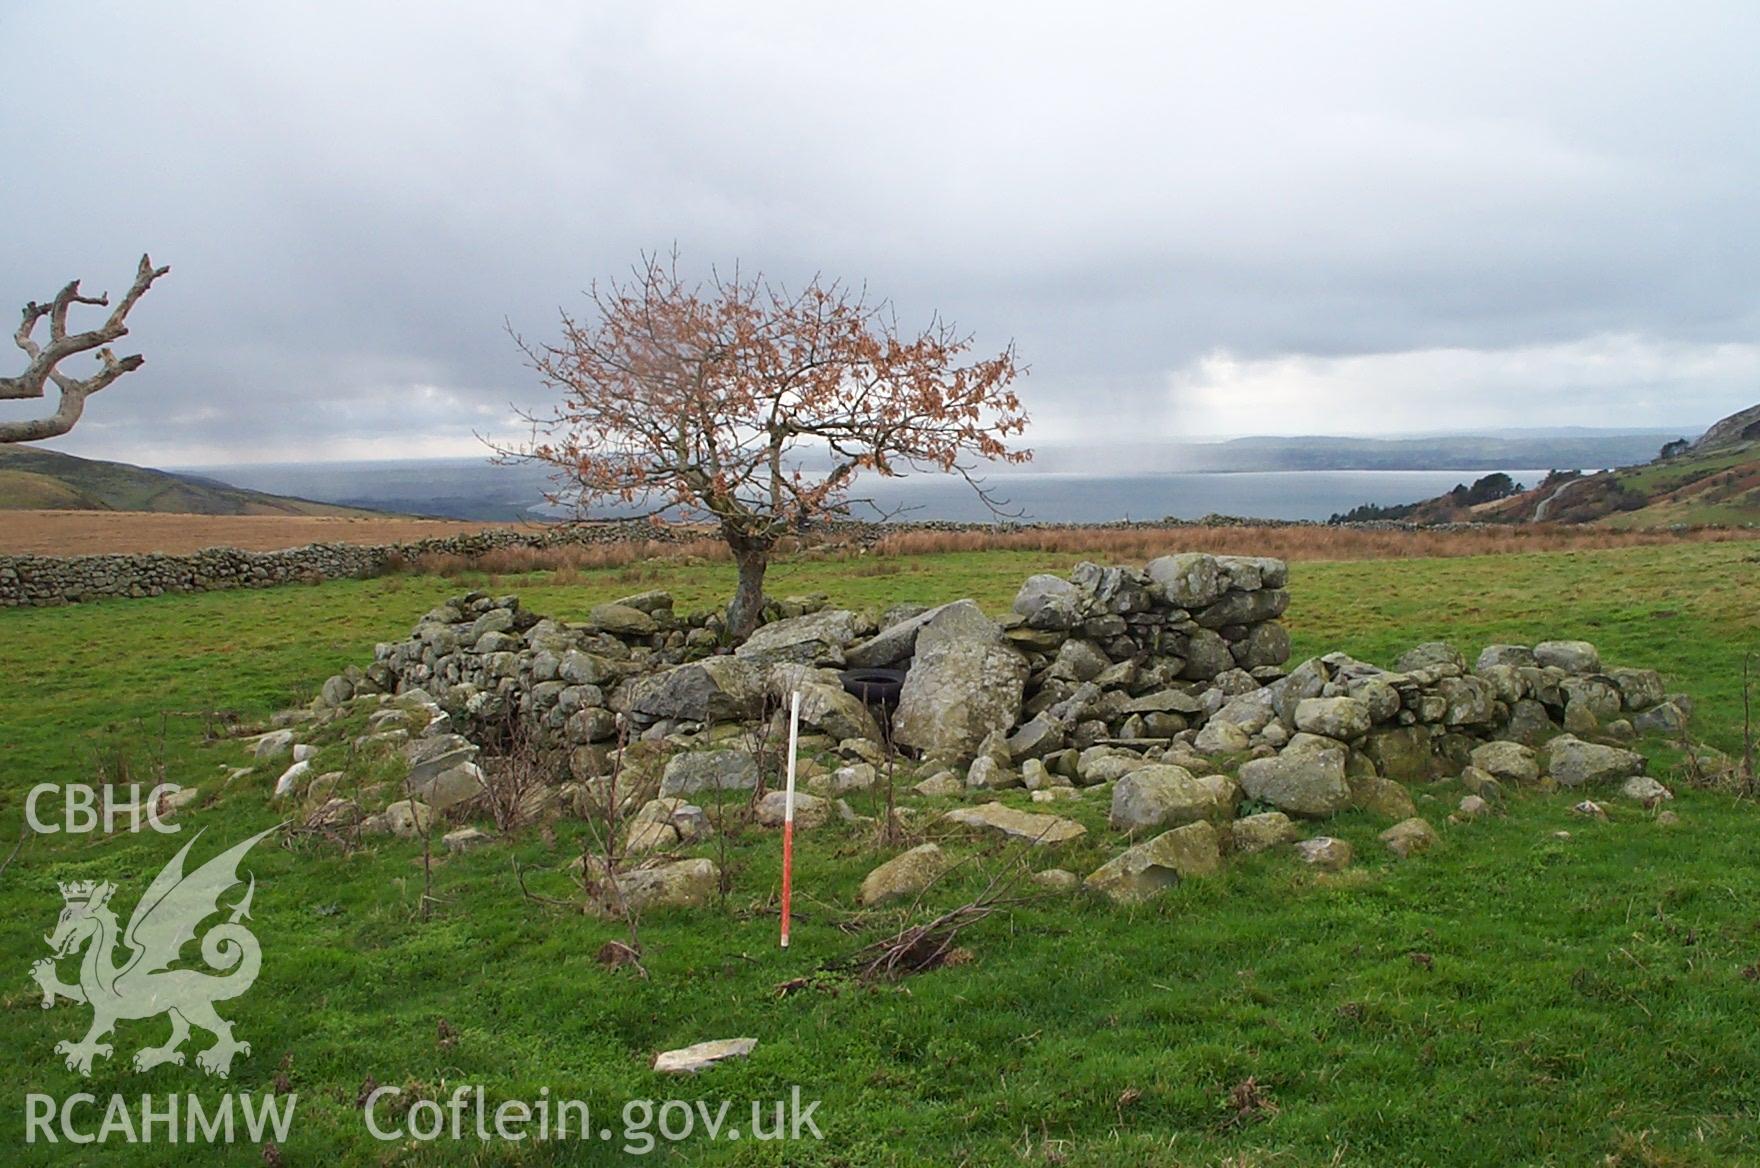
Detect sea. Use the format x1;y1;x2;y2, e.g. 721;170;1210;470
202;460;1554;525
847;469;1556;524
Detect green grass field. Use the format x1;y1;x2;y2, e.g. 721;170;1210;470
2;541;1758;1165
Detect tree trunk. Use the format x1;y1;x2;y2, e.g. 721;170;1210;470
726;542;770;642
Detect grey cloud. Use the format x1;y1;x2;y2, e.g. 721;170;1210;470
1;0;1756;463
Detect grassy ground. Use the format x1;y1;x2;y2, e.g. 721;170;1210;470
1;541;1758;1165
1603;441;1760;529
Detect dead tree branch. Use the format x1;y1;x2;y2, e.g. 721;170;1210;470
1;255;169;443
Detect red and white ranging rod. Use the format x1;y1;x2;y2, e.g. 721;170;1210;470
780;688;801;949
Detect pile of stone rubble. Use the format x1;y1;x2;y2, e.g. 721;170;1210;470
266;554;1692;908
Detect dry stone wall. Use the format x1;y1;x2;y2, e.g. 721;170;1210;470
0;516;1489;608
277;554;1695;908
0;522;675;607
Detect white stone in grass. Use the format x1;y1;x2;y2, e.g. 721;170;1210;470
652;1038;758;1074
272;759;311;799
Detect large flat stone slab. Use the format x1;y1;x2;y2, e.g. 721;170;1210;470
942;801;1086;846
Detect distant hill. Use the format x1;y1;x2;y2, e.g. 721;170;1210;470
190;430;1684;522
1330;404;1760;528
1690;403;1760;452
0;447;393;517
1019;430;1680;476
191;458;554;521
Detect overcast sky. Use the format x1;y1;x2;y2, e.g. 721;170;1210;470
2;1;1756;466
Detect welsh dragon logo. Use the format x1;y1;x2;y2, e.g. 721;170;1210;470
31;826;276;1078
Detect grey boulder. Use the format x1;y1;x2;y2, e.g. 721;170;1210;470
735;609;862;668
1237;739;1352;817
893;601;1028;764
1546;735;1645;787
1109;765;1236;832
1085;821;1222;903
660;749;760;797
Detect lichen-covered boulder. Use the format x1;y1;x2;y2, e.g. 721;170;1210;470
406;760;486;813
1562;677;1623;723
1607;667;1666;710
1006;715;1067;762
843;604;954;668
565;707;618;744
755;789;831;829
1076;746;1153;785
659;749;760;797
1231;811;1300;854
1379;816;1439;859
734;609;863;668
859;843;948;906
1546;735;1645;787
1236;621;1292;669
1109;765;1236;832
1193;588;1289;629
1476;644;1536;671
558;650;618;686
1633;700;1688;735
1619;775;1673;805
894;601;1028;764
588;858;719;916
1144;553;1222;608
964;755;1020;790
1238;738;1352;818
589;602;659;637
1434;677;1494;727
1208;687;1278;736
943;802;1086;846
1012;575;1082;630
913;771;963;797
1351;774;1418;820
1470;740;1540;784
1293;836;1352;870
793;681;881;743
1050;638;1111;682
1294;696;1371;740
1498;698;1558;747
1193;719;1252;756
1085;821;1222;903
624;803;683;855
1180;628;1237;681
404;734;480;787
1534;640;1601;674
629;657;762;724
1217;554;1288;590
1397;642;1466;674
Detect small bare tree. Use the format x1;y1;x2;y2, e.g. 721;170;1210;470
1;255;169;444
505;253;1029;639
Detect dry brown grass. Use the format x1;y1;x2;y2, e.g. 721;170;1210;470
6;507;1754;570
399;538;729;580
0;510;520;556
866;523;1759;562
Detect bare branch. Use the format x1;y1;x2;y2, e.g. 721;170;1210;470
0;255;169;443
